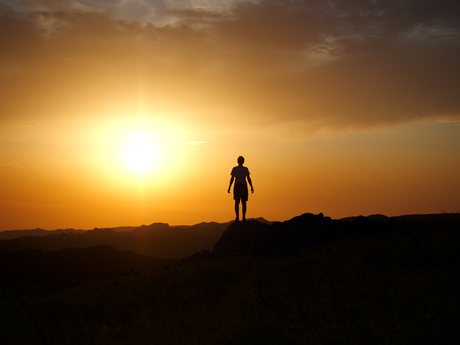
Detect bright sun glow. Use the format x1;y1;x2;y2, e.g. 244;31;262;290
121;131;161;174
92;116;191;184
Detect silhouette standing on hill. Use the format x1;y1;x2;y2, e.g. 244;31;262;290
228;156;254;222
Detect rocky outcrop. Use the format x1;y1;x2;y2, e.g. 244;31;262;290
180;212;460;263
212;213;388;256
182;212;397;263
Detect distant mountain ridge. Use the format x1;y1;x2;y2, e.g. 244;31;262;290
0;220;246;259
0;228;87;240
0;226;140;240
0;219;271;241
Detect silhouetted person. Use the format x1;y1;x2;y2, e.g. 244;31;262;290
228;156;254;222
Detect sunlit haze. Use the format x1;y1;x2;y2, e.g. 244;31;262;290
1;0;459;230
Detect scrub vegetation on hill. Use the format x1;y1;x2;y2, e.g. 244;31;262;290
0;214;459;344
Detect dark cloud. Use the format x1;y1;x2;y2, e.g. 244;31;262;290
1;0;460;132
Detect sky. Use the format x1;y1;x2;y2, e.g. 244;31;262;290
1;0;460;230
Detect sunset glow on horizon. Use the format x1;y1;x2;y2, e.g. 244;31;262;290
1;0;459;231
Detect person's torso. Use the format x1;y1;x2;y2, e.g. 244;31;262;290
231;166;249;184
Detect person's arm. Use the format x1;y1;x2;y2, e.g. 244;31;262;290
228;176;234;193
247;175;254;194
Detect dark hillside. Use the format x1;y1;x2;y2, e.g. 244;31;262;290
0;246;175;299
0;214;460;345
1;212;459;344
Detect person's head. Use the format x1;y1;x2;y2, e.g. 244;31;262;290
237;156;245;165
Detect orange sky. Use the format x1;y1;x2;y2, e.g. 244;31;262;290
1;0;460;230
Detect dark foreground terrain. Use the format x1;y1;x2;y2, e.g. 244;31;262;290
1;213;459;344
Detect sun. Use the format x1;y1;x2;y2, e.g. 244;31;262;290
121;131;161;175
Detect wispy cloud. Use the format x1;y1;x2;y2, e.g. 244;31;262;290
1;162;40;172
1;0;460;134
186;141;207;146
167;137;187;140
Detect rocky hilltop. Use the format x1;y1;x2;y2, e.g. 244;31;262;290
182;212;460;262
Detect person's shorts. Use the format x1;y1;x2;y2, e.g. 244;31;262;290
233;184;248;202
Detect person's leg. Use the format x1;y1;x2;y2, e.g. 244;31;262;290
234;199;240;220
242;200;247;221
